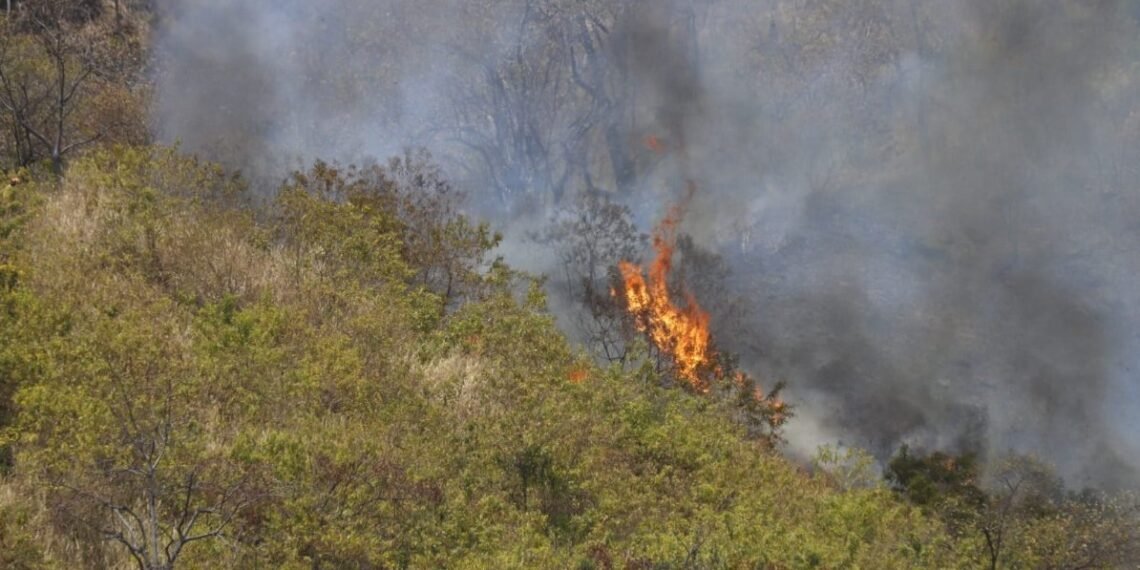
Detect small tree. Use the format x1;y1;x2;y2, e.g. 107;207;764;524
887;448;1140;568
976;455;1064;570
536;191;645;363
886;445;987;536
977;456;1140;570
10;299;265;570
0;0;143;172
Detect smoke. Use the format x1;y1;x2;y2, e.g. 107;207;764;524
614;2;703;152
153;0;1140;488
153;0;467;180
690;0;1140;488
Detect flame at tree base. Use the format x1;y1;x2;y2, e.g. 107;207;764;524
615;189;712;391
613;188;790;441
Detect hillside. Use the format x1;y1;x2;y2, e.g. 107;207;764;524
0;149;1135;569
2;1;1140;568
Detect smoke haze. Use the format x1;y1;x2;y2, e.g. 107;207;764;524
153;0;1140;488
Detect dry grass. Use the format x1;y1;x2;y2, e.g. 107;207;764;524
414;353;488;423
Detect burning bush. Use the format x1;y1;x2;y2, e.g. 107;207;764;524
614;186;789;443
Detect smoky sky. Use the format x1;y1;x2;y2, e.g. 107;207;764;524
153;0;1140;488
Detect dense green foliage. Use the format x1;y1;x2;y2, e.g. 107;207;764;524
0;146;1134;569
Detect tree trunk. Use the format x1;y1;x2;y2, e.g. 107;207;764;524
147;471;164;570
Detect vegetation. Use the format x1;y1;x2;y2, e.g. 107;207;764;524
0;0;148;173
0;2;1136;569
0;145;946;568
886;447;1140;570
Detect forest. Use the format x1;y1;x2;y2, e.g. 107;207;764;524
1;1;1140;568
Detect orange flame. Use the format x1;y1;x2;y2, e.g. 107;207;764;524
610;185;789;440
568;368;589;384
617;188;712;391
643;135;667;155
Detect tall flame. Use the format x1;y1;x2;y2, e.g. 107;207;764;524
610;177;789;439
617;187;712;391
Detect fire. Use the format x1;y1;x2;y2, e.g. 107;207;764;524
568;368;589;384
608;181;791;440
616;190;713;391
643;135;667;154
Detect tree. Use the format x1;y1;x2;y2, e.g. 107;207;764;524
976;456;1140;570
976;455;1064;570
888;448;1140;569
886;445;987;535
536;191;645;362
382;150;503;311
445;0;608;209
442;0;713;209
813;444;882;491
0;0;145;172
10;297;265;570
1033;491;1140;570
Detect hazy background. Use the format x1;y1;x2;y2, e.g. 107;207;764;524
153;0;1140;489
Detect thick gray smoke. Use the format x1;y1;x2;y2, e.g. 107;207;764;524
154;0;1140;488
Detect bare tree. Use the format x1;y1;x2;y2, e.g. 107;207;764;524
537;191;645;362
977;455;1063;570
44;356;265;570
446;0;598;210
0;0;123;172
443;0;712;209
58;454;260;570
25;319;267;570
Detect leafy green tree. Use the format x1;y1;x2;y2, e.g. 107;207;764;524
813;444;882;491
